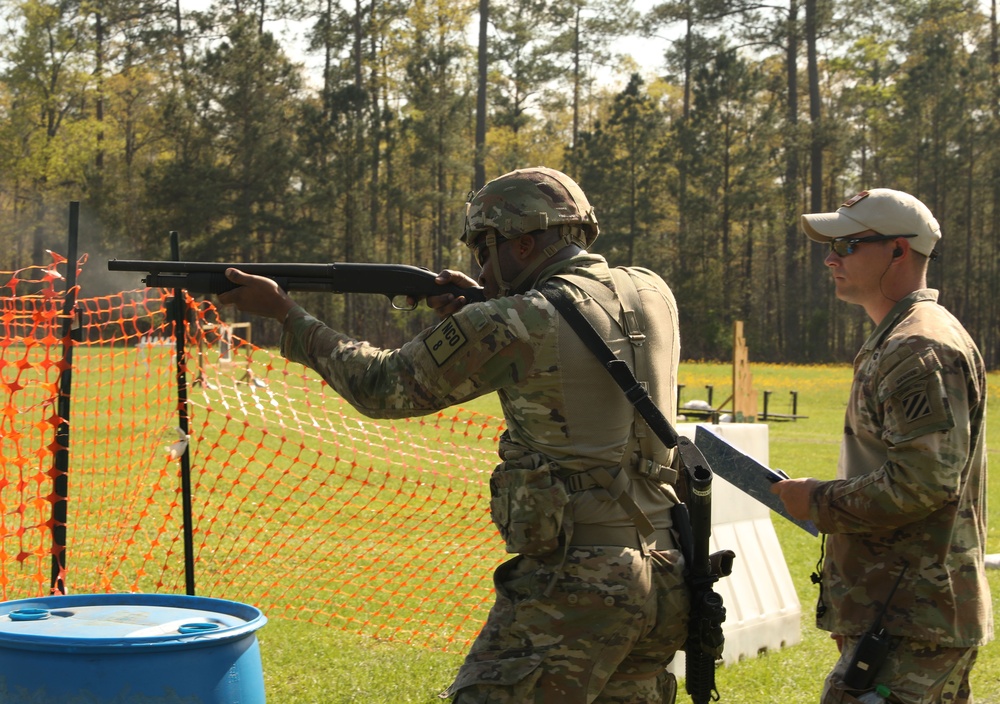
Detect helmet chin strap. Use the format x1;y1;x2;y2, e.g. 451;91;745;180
507;226;583;294
487;226;585;297
484;231;513;298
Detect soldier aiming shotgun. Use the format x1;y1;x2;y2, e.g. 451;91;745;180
176;167;732;703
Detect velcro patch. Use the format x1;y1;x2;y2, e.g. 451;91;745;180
425;317;468;367
888;377;954;443
900;386;932;423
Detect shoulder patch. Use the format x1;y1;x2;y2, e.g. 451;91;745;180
424;316;468;367
899;385;933;424
877;346;935;402
880;346;955;442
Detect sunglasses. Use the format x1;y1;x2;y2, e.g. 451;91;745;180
829;234;916;257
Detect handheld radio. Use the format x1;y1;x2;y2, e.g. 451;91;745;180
843;560;909;690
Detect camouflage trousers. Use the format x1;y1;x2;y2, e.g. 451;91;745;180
442;545;689;704
822;635;979;704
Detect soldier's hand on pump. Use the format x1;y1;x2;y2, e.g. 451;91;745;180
417;269;481;318
217;268;298;322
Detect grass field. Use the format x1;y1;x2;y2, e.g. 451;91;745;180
7;347;993;701
254;362;1000;704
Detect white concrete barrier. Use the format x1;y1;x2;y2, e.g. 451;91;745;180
670;423;803;671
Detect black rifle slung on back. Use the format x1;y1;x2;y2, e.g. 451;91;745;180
108;260;487;308
674;436;734;704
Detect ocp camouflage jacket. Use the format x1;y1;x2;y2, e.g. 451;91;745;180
811;289;993;646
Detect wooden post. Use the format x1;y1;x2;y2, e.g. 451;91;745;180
732;321;757;422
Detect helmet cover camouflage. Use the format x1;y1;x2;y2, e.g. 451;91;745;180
462;167;600;248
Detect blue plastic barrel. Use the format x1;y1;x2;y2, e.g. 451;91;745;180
0;593;267;703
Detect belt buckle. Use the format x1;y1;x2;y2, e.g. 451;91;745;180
635;458;657;477
564;473;586;493
634;458;678;485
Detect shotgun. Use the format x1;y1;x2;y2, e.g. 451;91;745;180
108;259;486;310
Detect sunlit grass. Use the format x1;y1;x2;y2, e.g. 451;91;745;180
5;346;996;702
255;361;1000;703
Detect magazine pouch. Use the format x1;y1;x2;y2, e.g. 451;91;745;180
489;436;570;557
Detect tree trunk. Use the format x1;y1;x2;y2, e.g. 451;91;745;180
676;3;692;274
782;0;800;360
805;0;826;360
571;6;581;177
475;0;488;192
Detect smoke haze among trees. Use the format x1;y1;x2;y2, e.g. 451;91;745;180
1;0;997;367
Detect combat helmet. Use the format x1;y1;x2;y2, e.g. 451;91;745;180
462;167;599;295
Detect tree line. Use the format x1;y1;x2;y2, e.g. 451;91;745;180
1;0;997;367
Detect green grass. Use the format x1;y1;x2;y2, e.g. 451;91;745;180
5;343;996;702
255;362;1000;704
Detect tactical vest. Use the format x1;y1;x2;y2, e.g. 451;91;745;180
489;267;679;558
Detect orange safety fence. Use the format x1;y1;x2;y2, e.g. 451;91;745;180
0;255;508;653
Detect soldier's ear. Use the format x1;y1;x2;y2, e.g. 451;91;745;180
514;234;537;260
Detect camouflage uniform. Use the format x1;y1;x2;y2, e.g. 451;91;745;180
280;252;688;703
808;289;992;703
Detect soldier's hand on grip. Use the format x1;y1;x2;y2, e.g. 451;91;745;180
419;269;482;318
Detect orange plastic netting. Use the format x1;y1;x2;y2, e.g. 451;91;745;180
0;256;507;653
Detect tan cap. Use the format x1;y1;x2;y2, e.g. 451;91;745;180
801;188;941;256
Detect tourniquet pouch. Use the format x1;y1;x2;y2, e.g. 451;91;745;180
490;437;570;557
